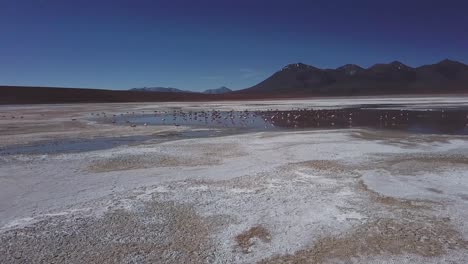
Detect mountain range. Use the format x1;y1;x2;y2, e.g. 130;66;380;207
131;86;232;94
1;59;468;104
239;59;468;95
130;87;191;93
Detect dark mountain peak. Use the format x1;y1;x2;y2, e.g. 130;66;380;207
368;63;386;70
369;61;411;71
336;64;364;76
281;63;318;71
437;59;467;67
203;86;232;94
337;64;363;70
439;58;457;64
420;59;468;78
389;61;407;67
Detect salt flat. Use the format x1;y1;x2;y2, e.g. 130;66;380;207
1;97;468;263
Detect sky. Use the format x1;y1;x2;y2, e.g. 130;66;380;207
1;0;467;91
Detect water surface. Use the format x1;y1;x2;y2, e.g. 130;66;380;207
106;107;468;135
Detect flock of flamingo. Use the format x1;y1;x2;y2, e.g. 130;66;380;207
2;107;466;134
82;107;468;133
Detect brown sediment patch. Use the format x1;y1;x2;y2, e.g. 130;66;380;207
352;129;413;141
0;119;171;147
260;217;468;263
366;152;468;176
236;225;272;254
291;160;361;177
0;200;222;264
173;142;246;159
88;154;220;172
88;143;244;172
357;180;434;210
280;144;468;179
0;121;91;136
386;153;468;166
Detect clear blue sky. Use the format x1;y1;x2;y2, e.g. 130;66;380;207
1;0;467;91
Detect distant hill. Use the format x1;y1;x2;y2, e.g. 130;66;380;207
0;86;217;104
203;86;232;94
239;59;468;95
131;86;232;94
130;87;192;93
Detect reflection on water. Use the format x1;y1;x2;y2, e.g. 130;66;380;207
107;106;468;135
